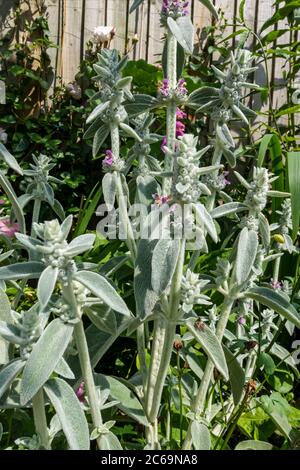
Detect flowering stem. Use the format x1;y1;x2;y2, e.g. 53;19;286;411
110;123;120;159
206;138;223;212
32;388;50;449
115;174;137;259
109;123;137;259
163;30;177;194
182;298;235;450
273;256;281;283
63;280;103;449
31;198;41;237
73;321;103;448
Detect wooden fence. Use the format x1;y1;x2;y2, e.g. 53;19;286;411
0;0;296;121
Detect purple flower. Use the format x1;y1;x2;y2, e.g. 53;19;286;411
161;136;168;153
270;279;282;290
158;78;171;97
103;149;114;166
0;219;19;238
221;171;231;186
237;315;246;325
76;382;85;402
176;108;187;120
176;120;185;137
153;193;171;206
177;78;188;96
161;0;189;17
0;199;5;205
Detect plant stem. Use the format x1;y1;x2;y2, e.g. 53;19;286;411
182;298;235;450
137;323;148;390
31;198;41;236
177;352;183;446
273;256;281;283
115;174;137;259
32;388;50;449
206;139;223;212
163;30;177;194
63;280;103;449
110;123;120;158
74;321;103;449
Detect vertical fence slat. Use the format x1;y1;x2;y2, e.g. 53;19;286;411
147;0;163;65
106;0;128;54
126;0;138;59
193;0;213;53
47;0;60;90
83;0;106;49
61;0;83;84
135;0;149;60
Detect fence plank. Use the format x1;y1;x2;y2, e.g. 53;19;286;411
147;0;162;65
60;0;83;84
106;0;128;54
47;0;61;90
83;0;107;49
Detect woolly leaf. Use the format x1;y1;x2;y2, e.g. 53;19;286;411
45;378;90;450
20;319;74;405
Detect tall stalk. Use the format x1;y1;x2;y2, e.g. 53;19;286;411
32;388;50;449
163;31;177;194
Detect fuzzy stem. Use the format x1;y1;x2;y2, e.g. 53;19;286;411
32;388;50;449
115;174;137;259
206;139;224;212
163;31;177;194
31;198;41;237
63;281;103;449
110;123;120;158
182;298;235;449
273;256;281;283
74;321;103;448
137;323;148;390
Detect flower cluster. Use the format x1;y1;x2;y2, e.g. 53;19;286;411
158;78;188;102
211;49;256;125
244;167;270;213
181;269;211;313
161;0;189;23
153;193;171;206
22;154;61;206
102;150;125;173
202;171;230;192
15;308;41;360
130;113;160;167
212;257;231;288
170;134;211;203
